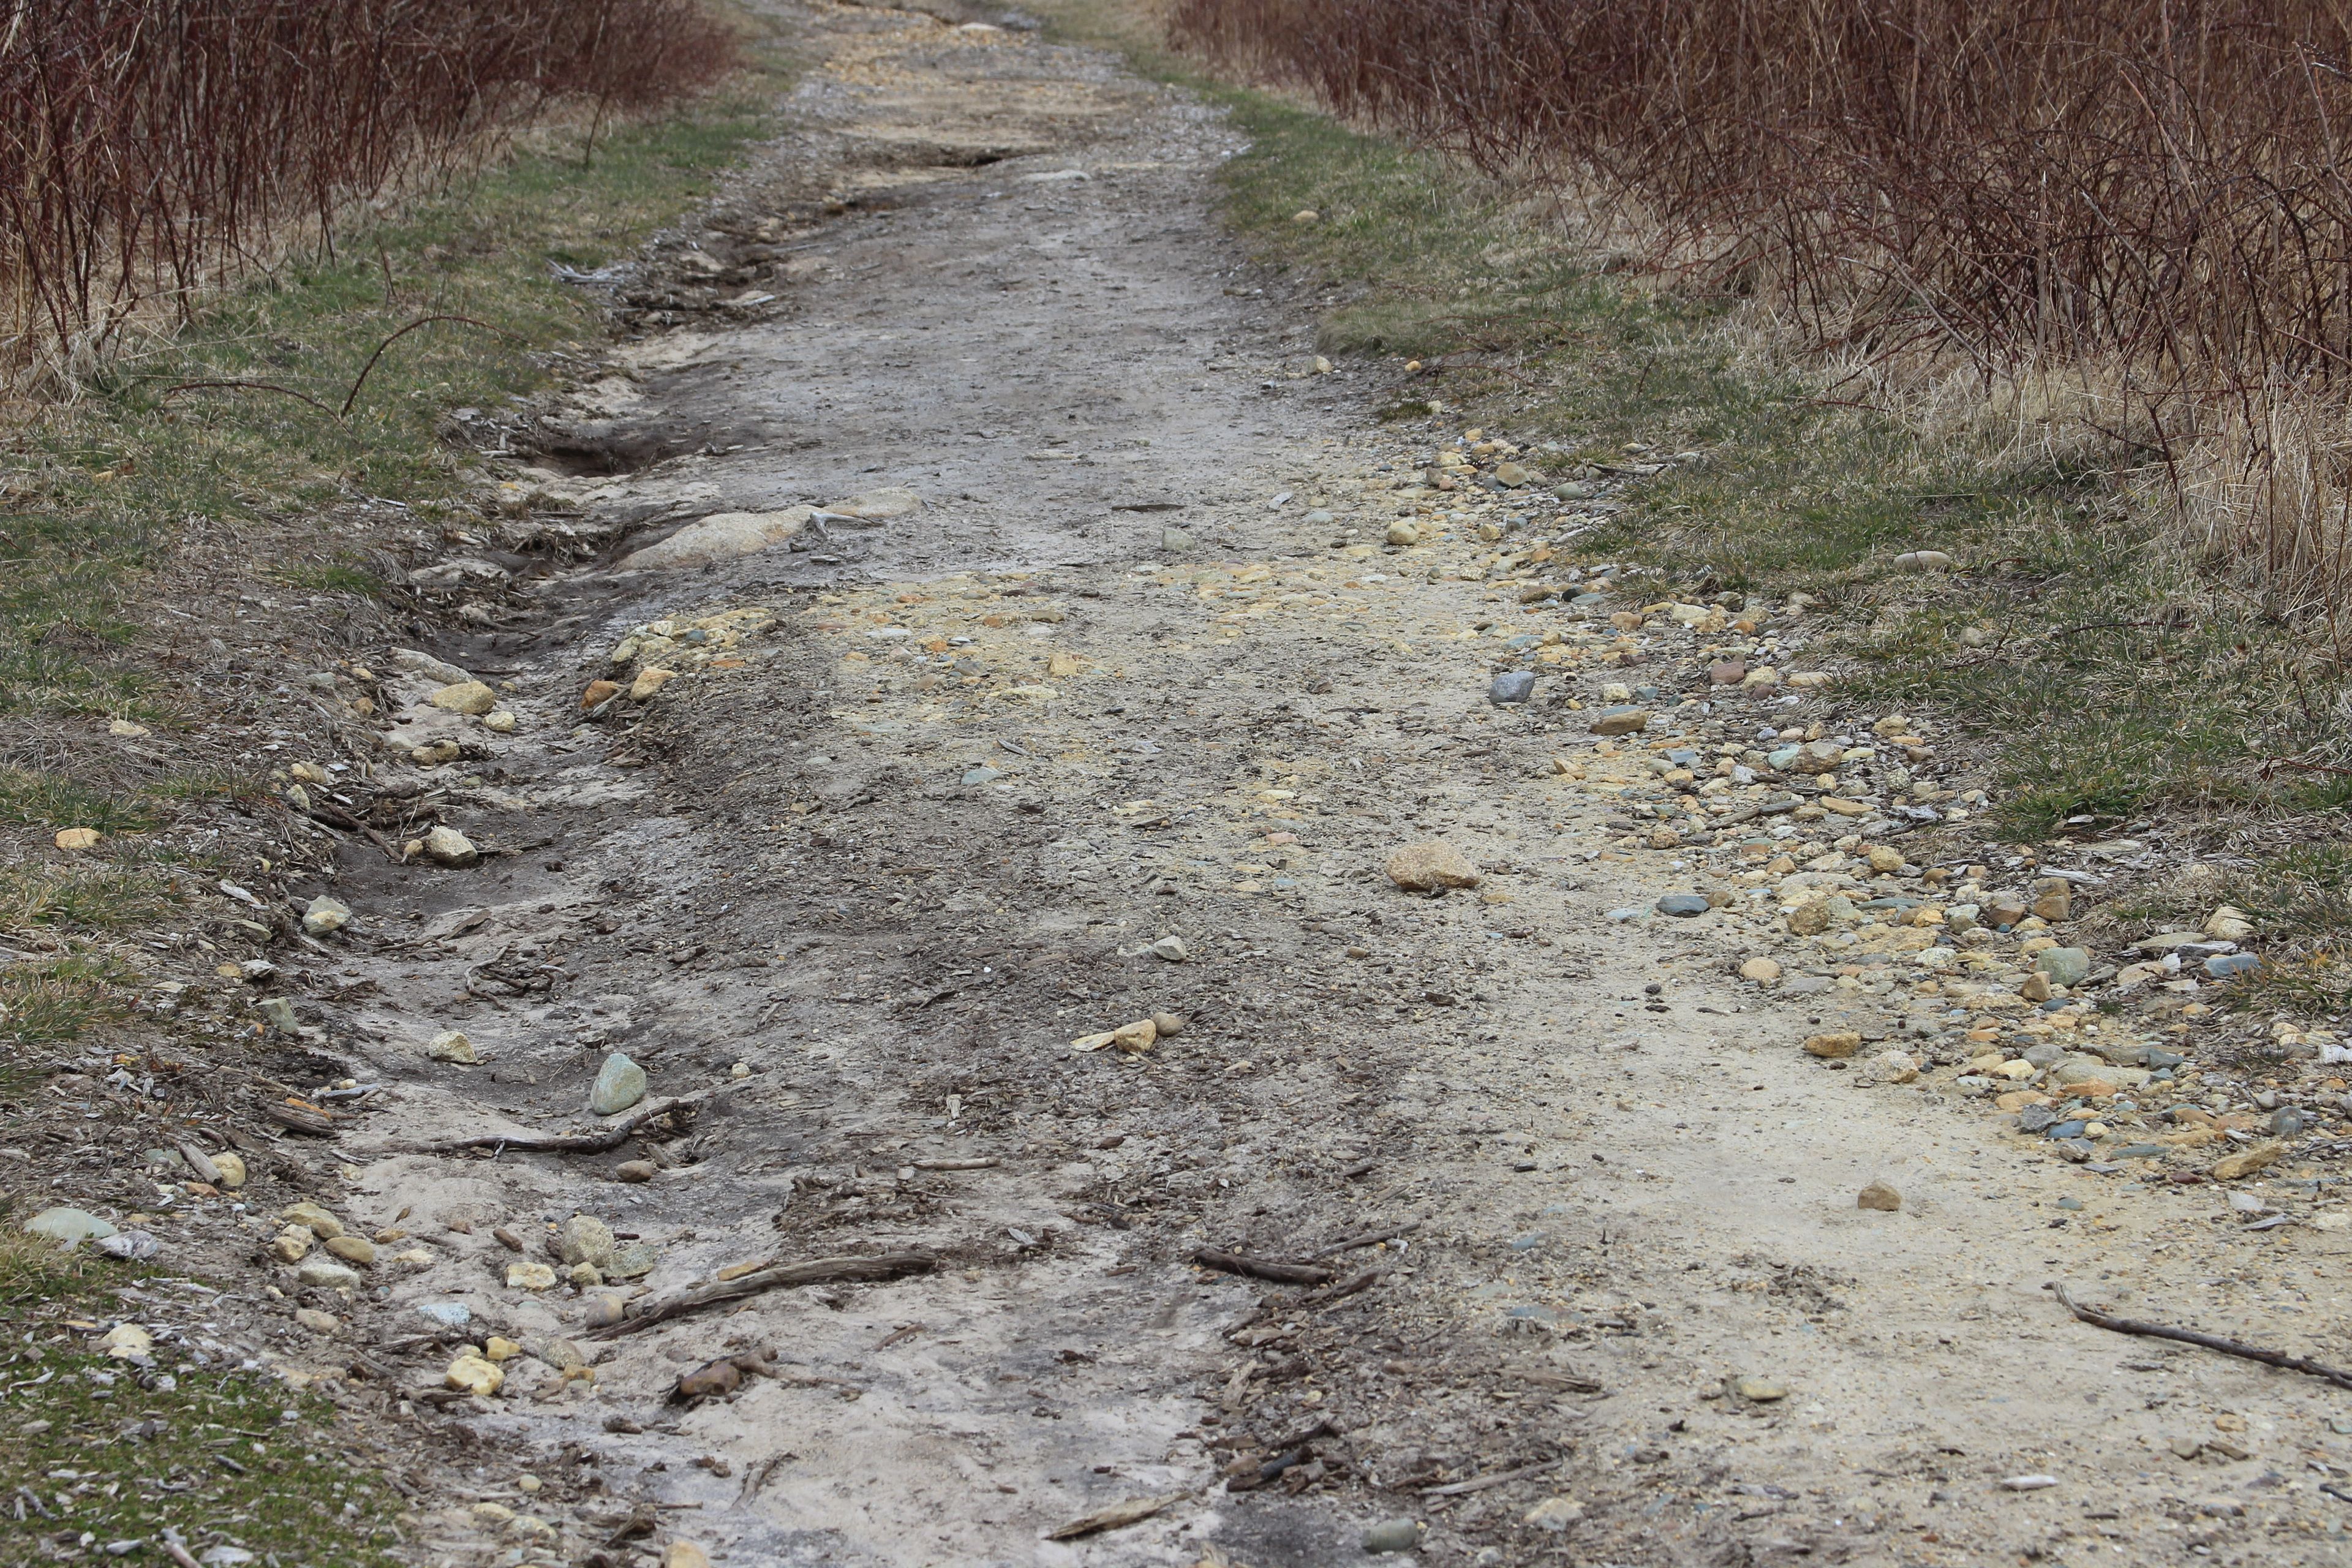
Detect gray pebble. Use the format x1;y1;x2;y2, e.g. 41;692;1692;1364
1489;671;1537;705
1654;894;1711;918
1362;1518;1422;1553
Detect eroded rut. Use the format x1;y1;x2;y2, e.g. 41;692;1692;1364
284;8;2352;1567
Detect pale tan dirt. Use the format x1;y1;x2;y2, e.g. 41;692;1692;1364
267;6;2352;1565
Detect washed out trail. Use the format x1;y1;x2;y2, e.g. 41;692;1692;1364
309;8;2352;1566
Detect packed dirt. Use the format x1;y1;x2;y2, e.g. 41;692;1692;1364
57;5;2352;1566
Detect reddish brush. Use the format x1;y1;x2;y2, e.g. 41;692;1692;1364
1173;0;2352;380
0;0;737;385
1174;0;2352;611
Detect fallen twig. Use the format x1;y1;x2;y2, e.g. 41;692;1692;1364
1194;1248;1333;1286
737;1451;791;1505
2051;1281;2352;1391
1420;1457;1562;1497
339;314;518;417
1311;1219;1419;1258
587;1251;937;1340
160;379;338;415
423;1080;747;1155
1302;1268;1382;1309
301;799;403;861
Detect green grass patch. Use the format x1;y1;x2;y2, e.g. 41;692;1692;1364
0;864;180;932
0;771;164;834
2;32;796;724
0;1234;404;1566
0;955;141;1058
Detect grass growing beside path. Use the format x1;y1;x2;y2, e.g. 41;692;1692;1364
0;1232;406;1566
4;45;792;727
1034;0;2352;1012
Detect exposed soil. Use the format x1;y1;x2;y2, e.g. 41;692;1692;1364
37;6;2352;1567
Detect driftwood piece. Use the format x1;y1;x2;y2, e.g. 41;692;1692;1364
1193;1249;1333;1287
424;1080;745;1155
1046;1493;1185;1540
2052;1281;2352;1390
261;1099;337;1137
586;1252;937;1340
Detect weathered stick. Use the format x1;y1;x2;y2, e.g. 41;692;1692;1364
1420;1457;1562;1497
2051;1282;2352;1391
302;799;402;861
587;1252;936;1340
1194;1249;1333;1286
1302;1268;1381;1309
425;1081;745;1155
1311;1219;1420;1257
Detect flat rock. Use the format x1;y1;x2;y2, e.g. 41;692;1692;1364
621;507;813;570
24;1207;117;1245
2035;946;2090;987
1386;841;1482;891
1655;893;1711;918
826;486;923;520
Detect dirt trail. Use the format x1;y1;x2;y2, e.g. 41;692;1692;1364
288;7;2352;1566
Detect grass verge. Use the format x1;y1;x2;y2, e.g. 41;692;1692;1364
2;30;795;726
0;1234;403;1567
1037;0;2352;1012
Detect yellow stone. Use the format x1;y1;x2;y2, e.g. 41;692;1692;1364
323;1235;376;1266
1739;957;1782;984
429;680;497;716
484;1336;522;1362
1803;1031;1861;1058
446;1354;503;1396
507;1262;559;1291
279;1202;343;1239
2213;1140;2284;1181
53;827;101;851
1385;841;1481;891
629;668;678;701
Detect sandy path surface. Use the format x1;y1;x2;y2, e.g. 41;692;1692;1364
293;8;2352;1565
